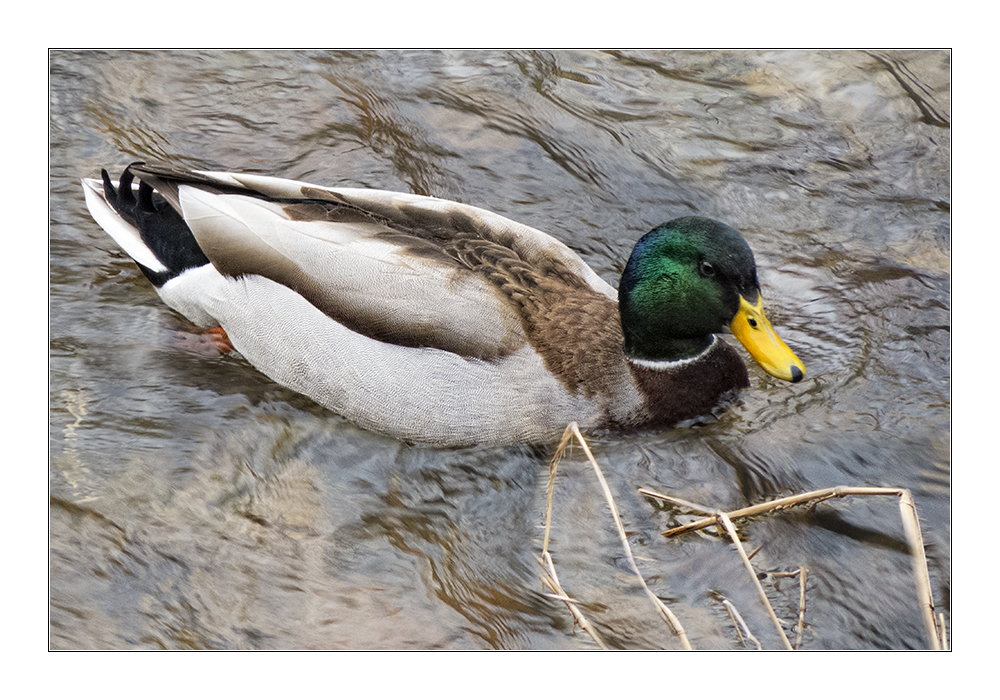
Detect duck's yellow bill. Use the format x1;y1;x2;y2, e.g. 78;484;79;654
729;294;806;383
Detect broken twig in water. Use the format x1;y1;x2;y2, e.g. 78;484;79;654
640;485;945;650
635;488;792;648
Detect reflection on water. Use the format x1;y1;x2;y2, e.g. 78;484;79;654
49;50;949;649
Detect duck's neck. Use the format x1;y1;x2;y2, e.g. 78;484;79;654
625;336;750;428
626;335;719;369
623;333;716;365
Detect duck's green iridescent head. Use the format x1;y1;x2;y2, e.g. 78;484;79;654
618;216;805;382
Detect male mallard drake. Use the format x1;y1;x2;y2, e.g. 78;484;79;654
82;164;805;446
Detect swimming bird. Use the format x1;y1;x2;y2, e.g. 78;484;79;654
82;163;805;446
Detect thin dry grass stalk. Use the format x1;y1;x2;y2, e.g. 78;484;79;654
896;489;943;651
544;423;693;650
536;551;608;649
769;568;809;649
718;511;793;649
723;599;761;650
797;568;808;650
640;484;945;650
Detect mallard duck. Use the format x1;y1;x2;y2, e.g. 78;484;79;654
82;164;805;446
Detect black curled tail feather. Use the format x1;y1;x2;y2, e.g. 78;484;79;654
102;164;210;287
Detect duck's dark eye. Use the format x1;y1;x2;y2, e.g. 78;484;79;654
699;261;716;277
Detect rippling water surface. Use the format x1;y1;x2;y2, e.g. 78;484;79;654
49;49;950;649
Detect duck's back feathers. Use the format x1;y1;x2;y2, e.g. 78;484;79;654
126;163;617;297
87;165;621;363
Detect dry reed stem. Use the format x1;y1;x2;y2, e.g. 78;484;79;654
896;489;942;650
545;423;693;650
725;600;745;646
723;599;761;650
717;511;793;649
641;485;945;650
797;568;807;650
537;551;608;649
769;567;809;648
